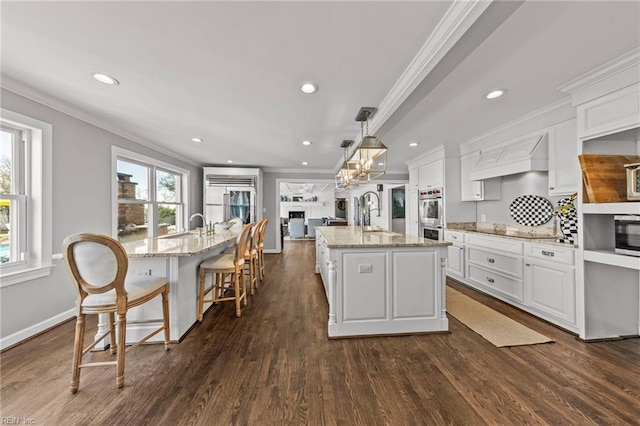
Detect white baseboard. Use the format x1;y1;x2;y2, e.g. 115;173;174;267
0;308;75;351
264;249;281;254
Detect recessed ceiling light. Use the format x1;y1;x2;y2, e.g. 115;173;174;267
302;161;309;165
300;83;318;94
227;160;234;164
91;73;119;85
191;137;203;143
409;142;419;147
302;140;312;146
485;89;507;99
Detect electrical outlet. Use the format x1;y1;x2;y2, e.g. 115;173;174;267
358;264;373;273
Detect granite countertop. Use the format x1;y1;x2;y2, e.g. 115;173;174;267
316;226;451;249
121;229;239;258
446;223;578;248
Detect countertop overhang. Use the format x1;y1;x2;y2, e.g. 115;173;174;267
316;226;451;249
121;230;238;257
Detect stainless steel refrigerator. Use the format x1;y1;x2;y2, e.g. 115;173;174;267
205;184;256;225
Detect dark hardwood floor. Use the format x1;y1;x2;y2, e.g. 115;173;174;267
2;240;639;425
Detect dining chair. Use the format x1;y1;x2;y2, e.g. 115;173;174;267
257;219;269;280
62;233;170;393
197;223;252;320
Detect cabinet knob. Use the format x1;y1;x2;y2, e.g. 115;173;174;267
549;187;555;190
486;277;495;283
476;194;480;196
487;258;495;263
525;263;531;266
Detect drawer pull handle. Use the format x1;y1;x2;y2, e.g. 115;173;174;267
486;277;495;283
525;263;531;266
542;251;555;257
487;258;495;263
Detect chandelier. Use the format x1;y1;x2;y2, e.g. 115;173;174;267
351;107;387;182
335;140;359;190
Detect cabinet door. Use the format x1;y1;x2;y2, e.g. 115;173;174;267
577;83;640;140
524;258;575;325
409;168;419;190
447;245;465;279
548;119;579;196
418;159;444;189
460;153;483;201
407;189;419;236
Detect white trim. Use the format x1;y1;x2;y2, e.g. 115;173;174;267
111;146;191;239
1;81;201;168
406;145;446;170
459;98;575;155
368;0;492;135
558;47;640;95
262;167;334;174
0;308;75;351
0;109;53;285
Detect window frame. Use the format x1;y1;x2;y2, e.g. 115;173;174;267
0;109;53;288
111;146;190;240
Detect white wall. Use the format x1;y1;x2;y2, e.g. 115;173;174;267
476;171;563;229
0;89;203;347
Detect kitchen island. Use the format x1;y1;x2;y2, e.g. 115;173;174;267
107;230;238;345
315;226;451;338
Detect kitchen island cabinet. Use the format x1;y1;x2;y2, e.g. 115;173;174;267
315;226;450;338
105;230;238;345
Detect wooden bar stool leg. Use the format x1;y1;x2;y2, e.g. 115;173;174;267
162;288;170;350
234;270;242;317
70;313;86;394
116;313;126;389
198;268;205;322
108;312;117;354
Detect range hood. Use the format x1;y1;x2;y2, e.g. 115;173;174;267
469;133;548;181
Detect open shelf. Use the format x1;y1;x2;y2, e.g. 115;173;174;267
281;201;324;206
582;202;640;214
583;249;640;270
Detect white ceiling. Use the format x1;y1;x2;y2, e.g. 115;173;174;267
2;1;639;174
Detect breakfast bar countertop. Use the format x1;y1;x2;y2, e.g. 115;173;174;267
120;229;238;258
316;226;451;249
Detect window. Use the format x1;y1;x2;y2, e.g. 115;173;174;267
0;109;53;287
112;147;189;242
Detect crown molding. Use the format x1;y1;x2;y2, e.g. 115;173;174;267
262;167;334;174
1;76;201;168
333;0;492;173
558;47;640;95
459;97;574;155
368;0;492;136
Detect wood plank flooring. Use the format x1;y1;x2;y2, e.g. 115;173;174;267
2;239;639;425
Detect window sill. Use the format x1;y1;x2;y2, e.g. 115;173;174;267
0;264;54;288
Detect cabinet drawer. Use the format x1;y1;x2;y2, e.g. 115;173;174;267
467;246;523;278
445;231;465;243
526;244;574;265
466;234;523;255
467;264;524;302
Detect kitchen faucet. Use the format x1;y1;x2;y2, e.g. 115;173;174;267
359;191;381;229
189;213;206;233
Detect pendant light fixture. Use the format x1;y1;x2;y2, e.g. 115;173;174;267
351;107;387;182
335;140;359;190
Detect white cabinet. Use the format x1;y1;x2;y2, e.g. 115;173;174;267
577;83;640;140
418;159;443;190
407;168;419;236
548;118;579;196
460;152;501;201
444;231;465;279
465;235;524;302
524;244;576;327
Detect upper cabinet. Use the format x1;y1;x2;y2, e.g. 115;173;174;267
548;118;579;196
577;83;640;140
418;159;444;190
460;152;501;201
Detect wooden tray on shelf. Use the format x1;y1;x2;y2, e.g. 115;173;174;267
578;154;640;203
